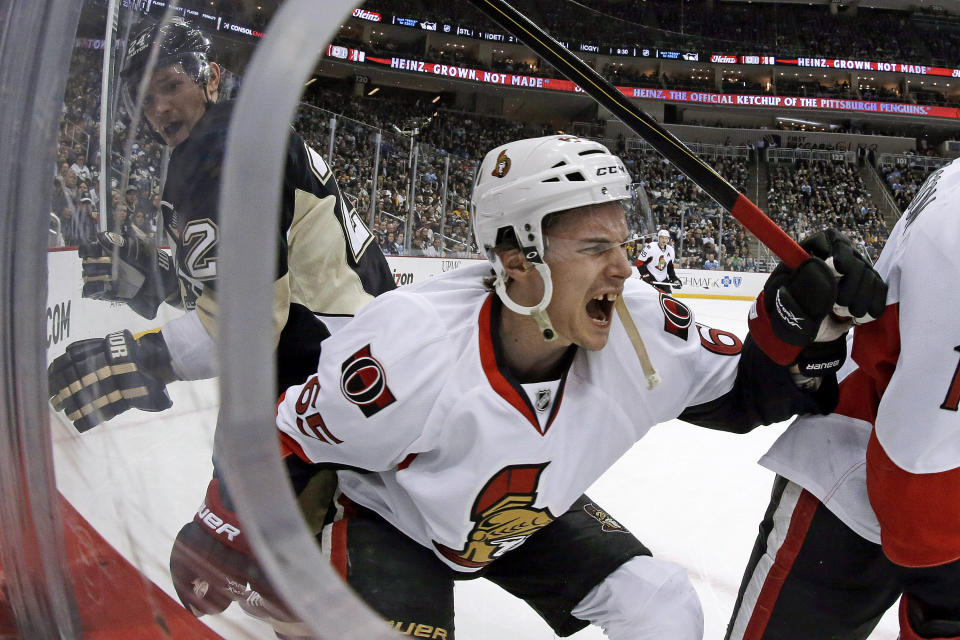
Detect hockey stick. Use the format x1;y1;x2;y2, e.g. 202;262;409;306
465;0;808;270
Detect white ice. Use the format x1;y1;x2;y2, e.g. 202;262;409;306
51;297;899;639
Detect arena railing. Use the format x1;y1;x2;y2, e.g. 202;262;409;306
296;102;482;257
768;147;856;164
876;153;952;172
625;137;752;161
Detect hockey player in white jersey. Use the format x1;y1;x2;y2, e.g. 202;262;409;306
637;228;681;293
727;161;960;640
181;135;886;638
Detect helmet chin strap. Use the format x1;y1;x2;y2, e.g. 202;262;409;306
494;262;558;342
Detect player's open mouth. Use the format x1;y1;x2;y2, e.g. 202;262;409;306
586;293;617;327
162;122;183;139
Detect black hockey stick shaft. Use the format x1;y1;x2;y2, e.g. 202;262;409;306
466;0;809;269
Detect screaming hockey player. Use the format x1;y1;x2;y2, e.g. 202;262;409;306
637;228;682;293
196;135;886;639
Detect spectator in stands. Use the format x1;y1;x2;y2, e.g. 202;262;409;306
424;235;443;257
76;181;98;212
60;197;97;246
704;252;719;270
70;152;92;184
380;231;402;256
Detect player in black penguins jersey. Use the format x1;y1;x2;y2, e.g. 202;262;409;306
46;18;395;628
48;16;394;429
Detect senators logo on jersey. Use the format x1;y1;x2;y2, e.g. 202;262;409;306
660;294;692;341
434;463;555;568
340;345;396;417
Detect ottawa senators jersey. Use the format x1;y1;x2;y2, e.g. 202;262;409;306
637;242;675;282
761;158;960;568
276;263;833;572
159;100;395;387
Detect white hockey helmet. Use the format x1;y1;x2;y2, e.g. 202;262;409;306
471;135;632;340
657;229;670;239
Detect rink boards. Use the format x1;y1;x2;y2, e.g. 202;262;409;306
45;250;764;357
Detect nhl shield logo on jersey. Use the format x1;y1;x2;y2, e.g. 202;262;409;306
583;503;628;533
340;344;396;417
534;388;551;413
433;463;555;568
491;150;511;178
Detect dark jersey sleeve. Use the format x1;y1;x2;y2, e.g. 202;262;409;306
666;260;678;280
280;129;395;300
679;335;839;433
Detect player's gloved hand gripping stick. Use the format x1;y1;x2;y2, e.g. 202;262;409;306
79;231;179;320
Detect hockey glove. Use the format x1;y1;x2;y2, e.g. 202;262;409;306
47;329;175;432
80;232;179;320
804;228;887;324
793;337;847;378
669;276;683;290
171;478;296;624
900;595;960;640
748;229;886;366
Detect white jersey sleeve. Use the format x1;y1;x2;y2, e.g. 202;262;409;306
276;290;448;472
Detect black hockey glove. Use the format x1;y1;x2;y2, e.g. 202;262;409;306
793;338;847;378
47;329;175;432
171;478;297;625
805;228;887;323
748;229;887;366
80;232;179;320
669;276;683;290
901;595;960;639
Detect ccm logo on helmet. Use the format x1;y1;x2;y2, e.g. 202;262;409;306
340;345;396;417
596;164;626;176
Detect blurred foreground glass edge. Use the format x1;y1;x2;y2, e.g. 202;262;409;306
0;0;397;637
0;0;85;638
217;0;396;637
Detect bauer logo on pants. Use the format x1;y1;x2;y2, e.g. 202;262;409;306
340;345;395;417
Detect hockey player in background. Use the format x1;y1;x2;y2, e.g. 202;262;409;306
177;135;887;639
727;161;960;640
637;228;682;293
48;16;393;428
45;16;394;625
